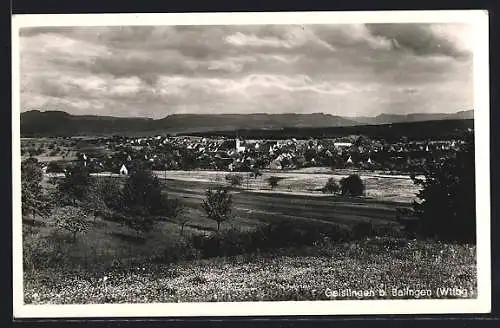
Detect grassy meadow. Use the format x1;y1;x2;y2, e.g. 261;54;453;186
22;172;477;304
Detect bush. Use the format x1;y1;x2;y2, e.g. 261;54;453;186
339;174;365;196
351;221;377;240
46;161;65;173
153;237;200;263
190;222;357;259
191;230;253;258
267;176;284;189
323;225;354;242
23;231;57;272
122;215;156;237
322;177;340;194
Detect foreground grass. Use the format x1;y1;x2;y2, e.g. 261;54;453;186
24;238;476;304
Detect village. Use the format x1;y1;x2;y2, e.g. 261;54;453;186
24;134;466;176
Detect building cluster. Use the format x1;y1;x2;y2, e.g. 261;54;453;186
51;134;466;175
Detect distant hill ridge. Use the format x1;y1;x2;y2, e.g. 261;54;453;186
20;109;473;137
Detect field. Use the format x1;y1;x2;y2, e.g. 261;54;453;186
43;168;420;232
153;168;421;203
20;137;101;164
23;168;477;304
25;239;476;304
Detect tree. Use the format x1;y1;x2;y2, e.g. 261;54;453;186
123;214;156;238
53;205;90;242
411;132;475;242
267;176;283;190
322;177;340;194
21;158;51;220
339;174;365;196
120;168;183;236
90;177;123;213
121;168;164;216
57;164;94;205
201;185;233;232
166;198;188;234
82;179;115;222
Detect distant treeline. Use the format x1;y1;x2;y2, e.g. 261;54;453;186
184;119;474;141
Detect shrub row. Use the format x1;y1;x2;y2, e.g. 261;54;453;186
155;220;403;262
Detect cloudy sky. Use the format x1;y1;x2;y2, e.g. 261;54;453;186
19;23;473;119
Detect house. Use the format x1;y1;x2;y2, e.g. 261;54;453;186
236;138;246;153
119;164;128;175
334;142;352;149
268;159;282;170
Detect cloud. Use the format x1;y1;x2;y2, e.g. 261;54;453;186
365;23;470;59
19;23;473;118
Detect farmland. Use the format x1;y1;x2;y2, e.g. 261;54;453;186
23;167;477;304
153;168;421;203
40;169;417;233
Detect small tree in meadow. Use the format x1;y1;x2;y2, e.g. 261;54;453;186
267;176;283;190
155;196;187;234
82;191;110;222
322;177;340;194
54;205;90;242
202;185;233;232
124;215;156;238
339;174;365;196
168;198;189;234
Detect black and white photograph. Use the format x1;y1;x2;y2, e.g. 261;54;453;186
12;11;490;317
